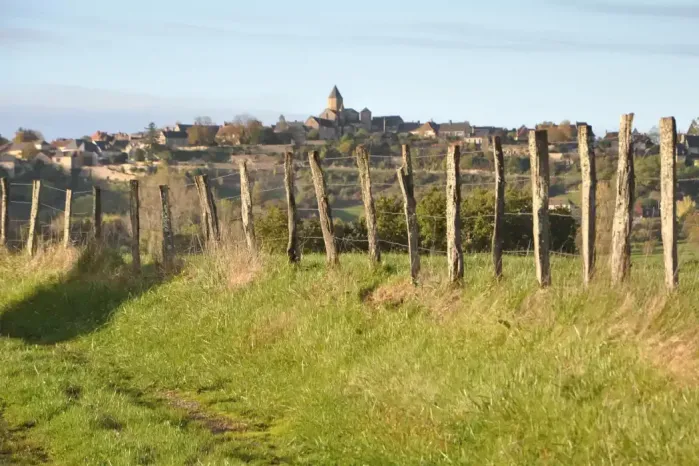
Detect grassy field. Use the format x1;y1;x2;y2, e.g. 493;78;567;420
2;247;699;465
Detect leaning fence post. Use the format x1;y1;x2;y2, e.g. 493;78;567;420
610;113;635;285
284;152;300;264
239;160;257;255
63;188;73;249
579;124;596;286
130;180;141;272
446;144;463;283
92;186;102;242
529;130;551;287
1;178;9;248
397;144;420;283
194;175;210;242
492;136;505;279
356;145;380;266
660;116;678;290
308;150;339;266
159;185;175;269
27;180;41;256
196;174;220;244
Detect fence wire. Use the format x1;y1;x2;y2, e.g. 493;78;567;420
1;132;697;283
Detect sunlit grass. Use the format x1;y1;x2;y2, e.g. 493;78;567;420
2;248;699;464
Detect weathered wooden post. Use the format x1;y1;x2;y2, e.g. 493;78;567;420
446;144;463;283
239;160;257;255
92;186;102;242
660;116;678;290
529;130;551;287
578;124;596;286
1;178;9;248
195;174;220;244
27;180;41;256
356;145;380;266
397;144;420;283
130;180;141;272
284;152;300;264
492;136;505;279
63;188;73;249
610;113;635;285
308;150;339;266
159;185;175;269
194;175;210;241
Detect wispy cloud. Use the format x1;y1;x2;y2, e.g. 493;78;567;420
555;1;699;18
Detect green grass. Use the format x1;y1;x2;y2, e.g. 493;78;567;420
333;204;364;222
2;248;699;464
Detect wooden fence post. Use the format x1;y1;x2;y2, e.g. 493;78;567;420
27;180;41;256
159;185;175;269
239;160;257;255
195;174;220;244
529;130;551;287
446;144;463;283
610;113;635;285
284;152;300;264
356;145;380;266
63;188;73;249
660;116;678;290
130;180;141;272
1;178;8;248
194;175;210;242
397;144;420;283
93;186;102;242
492;136;505;279
308;151;338;266
579;124;596;286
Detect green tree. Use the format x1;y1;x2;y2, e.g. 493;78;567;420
187;125;218;146
374;196;408;250
307;129;320;141
688;119;699;136
144;122;159;145
13;128;43;143
417;188;447;252
0;134;8;145
255;206;287;253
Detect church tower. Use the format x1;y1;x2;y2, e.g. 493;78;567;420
328;85;344;112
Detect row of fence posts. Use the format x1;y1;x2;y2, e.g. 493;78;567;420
0;113;682;290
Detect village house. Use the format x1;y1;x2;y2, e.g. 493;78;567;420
54;139;100;168
398;122;421;133
0;154;19;177
158;130;188;148
686;135;699;157
463;126;506;147
438;121;471;140
91;131;114;143
3;140;53;157
371;116;404;133
515;126;530;142
411;121;440;138
305;86;384;139
305;117;338;140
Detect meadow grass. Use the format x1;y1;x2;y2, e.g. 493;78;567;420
2;246;699;465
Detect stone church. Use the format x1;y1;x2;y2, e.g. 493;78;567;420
305;86;371;139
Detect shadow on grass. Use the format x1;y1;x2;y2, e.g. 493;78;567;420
0;246;169;345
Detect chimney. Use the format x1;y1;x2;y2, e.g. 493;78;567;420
383;118;387;133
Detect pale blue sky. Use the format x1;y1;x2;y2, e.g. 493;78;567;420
1;0;697;139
